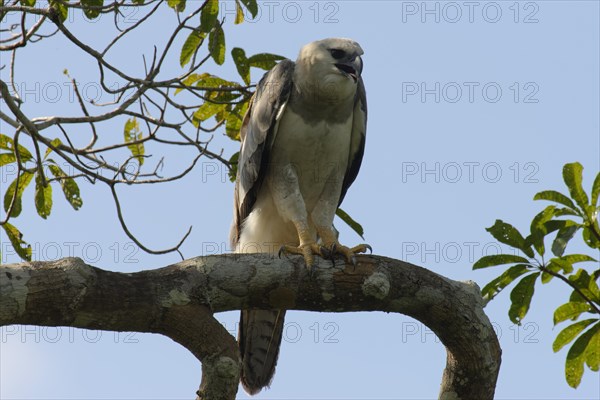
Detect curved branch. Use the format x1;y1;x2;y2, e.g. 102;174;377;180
0;254;501;399
109;184;192;256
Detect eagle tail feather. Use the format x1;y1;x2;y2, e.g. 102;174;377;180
239;309;286;395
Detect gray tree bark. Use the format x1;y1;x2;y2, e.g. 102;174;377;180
0;254;501;399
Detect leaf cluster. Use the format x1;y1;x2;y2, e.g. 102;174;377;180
1;134;82;260
176;0;284;157
473;162;600;388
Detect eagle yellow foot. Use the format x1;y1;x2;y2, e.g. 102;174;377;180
324;242;372;266
278;242;328;275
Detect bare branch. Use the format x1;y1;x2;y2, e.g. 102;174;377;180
109;184;192;255
0;13;46;51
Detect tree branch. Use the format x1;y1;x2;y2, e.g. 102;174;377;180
0;254;501;399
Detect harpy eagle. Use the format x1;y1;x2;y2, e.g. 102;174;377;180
230;38;369;394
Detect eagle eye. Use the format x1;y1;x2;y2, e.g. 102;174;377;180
329;49;346;60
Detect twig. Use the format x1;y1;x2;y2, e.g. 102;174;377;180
109;184;192;256
539;265;600;314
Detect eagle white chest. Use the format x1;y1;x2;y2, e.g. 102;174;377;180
268;107;353;211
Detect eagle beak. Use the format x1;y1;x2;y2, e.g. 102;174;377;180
335;62;359;82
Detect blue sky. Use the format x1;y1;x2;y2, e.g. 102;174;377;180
1;1;599;398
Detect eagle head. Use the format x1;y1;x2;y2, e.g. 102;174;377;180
295;38;364;101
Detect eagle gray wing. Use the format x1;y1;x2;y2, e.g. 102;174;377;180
339;75;367;205
230;59;295;246
230;59;294;395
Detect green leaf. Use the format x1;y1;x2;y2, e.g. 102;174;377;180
49;0;68;22
582;226;600;249
486;219;534;258
167;0;185;12
568;268;600;303
34;172;52;219
208;90;242;103
132;0;145;4
248;53;286;70
553;319;597;352
0;133;33;161
565;322;600;388
226;100;249;141
200;0;219;33
534;190;578;212
557;258;578;276
527;205;556;255
239;0;258;18
561;254;598;264
336;208;364;239
214;107;227;124
47;164;83;210
481;264;530;302
554;301;592;325
234;0;244;24
591;171;600;207
1;222;31;261
548;257;574;274
231;47;250;85
177;73;237;95
193;101;227;124
473;254;531;270
3;171;34;218
0;153;16;166
563;162;589;211
180;29;204;67
19;0;35;6
81;0;103;19
195;73;238;90
553;207;579;217
586;322;600;371
208;23;226;65
570;287;589;303
176;73;202;94
227;151;239;182
552;224;579;257
0;134;11;151
508;272;539;324
43;138;63;160
124;117;145;166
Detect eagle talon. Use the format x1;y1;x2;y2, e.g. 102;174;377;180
329;243;338;258
277;246;287;259
328;243;338;266
319;245;333;260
